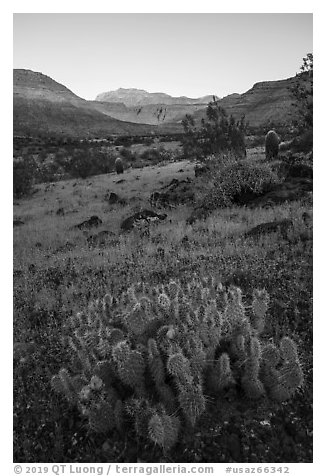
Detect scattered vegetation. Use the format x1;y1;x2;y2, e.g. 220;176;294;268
194;153;281;209
182;100;247;160
13;55;313;463
290;53;313;135
13;135;182;190
13;153;312;462
13;156;37;198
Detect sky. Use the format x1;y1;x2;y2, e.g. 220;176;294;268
14;13;313;100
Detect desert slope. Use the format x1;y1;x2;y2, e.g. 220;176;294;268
13;70;156;137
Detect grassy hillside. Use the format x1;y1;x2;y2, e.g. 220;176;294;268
13;149;312;463
13;96;157;138
13;69;157;138
13;69;297;138
191;78;297;128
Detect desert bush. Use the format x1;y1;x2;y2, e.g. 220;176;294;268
68;149;116;179
68;150;94;179
290;54;313;134
143;137;154;146
120;147;136;162
201;154;280;208
52;276;303;452
287;54;313;154
13;156;38;198
114;136;133;147
246;135;265;148
291;129;313;153
140;147;173;165
182;101;247;160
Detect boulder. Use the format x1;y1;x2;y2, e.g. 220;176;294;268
104;191;126;205
73;216;103;230
13;219;24;227
245;219;293;239
149;178;194;208
121;210;167;231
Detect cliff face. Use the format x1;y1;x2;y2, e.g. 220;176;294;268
217;77;297;127
90;101;212;125
223;77;297;124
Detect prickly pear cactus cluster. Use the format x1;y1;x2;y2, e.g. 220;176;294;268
52;277;304;451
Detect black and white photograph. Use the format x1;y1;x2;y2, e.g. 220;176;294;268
12;9;313;467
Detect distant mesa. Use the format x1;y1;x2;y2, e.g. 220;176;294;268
95;87;216;107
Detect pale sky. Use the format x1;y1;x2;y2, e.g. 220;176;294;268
13;13;312;100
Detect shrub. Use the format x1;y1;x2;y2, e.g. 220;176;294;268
68;150;93;179
13;156;37;198
120;147;136;162
68;149;116;179
291;129;313;153
114;136;133;147
182;101;247;160
290;54;313;134
140;147;173;165
52;276;303;452
201;154;280;208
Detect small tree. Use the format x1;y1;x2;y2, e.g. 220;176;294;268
68;150;93;179
182;99;247;160
290;53;313;134
13;156;37;198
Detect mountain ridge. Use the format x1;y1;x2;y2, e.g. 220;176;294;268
13;69;297;137
95;87;215;106
13;69;157;137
